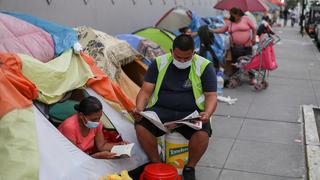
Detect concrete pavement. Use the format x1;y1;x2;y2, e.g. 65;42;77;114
196;26;320;180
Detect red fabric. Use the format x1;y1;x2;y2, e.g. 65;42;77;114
0;53;38;118
80;52;135;111
58;114;103;154
243;42;278;70
214;0;268;12
102;129;122;143
268;0;285;6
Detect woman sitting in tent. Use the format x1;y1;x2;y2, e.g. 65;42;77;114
58;96;128;159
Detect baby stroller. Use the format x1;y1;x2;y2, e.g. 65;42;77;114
227;30;281;90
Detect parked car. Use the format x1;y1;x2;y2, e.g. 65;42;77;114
315;24;320;46
305;5;320;36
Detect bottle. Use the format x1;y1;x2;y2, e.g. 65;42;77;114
217;68;224;96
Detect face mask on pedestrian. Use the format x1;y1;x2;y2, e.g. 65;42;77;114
83;116;100;129
172;58;192;69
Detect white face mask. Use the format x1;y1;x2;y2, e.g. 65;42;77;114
172;53;194;69
84;120;100;129
173;59;192;69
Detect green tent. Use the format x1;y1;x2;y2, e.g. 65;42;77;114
133;27;176;53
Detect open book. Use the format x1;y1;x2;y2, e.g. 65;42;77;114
111;143;134;158
139;111;202;132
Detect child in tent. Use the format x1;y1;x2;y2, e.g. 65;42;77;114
58;96;128;159
179;26;197;37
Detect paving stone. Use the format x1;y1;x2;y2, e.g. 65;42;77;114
246;104;300;122
196;167;221;180
225;140;305;177
219;169;303;180
212;116;244;139
198;138;234;168
237;119;302;145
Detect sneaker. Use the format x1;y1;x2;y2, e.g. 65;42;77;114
183;166;196;180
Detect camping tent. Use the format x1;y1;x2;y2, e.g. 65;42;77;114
155;6;193;32
133;27;176;53
0;52;148;180
155;7;226;62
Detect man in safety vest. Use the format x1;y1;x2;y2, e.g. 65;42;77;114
133;34;217;180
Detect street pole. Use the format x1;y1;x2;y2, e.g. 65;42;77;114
300;0;306;35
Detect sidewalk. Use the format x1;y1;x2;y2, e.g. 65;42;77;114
196;26;320;180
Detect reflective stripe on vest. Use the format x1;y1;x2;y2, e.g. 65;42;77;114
147;53;210;111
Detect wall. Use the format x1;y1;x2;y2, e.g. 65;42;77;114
0;0;220;35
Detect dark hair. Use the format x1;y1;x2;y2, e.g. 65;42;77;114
172;34;195;51
230;7;245;16
179;26;191;34
74;96;102;116
197;25;214;45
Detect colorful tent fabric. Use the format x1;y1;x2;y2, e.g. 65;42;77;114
116;34;165;62
0;10;78;56
133;27;176;53
76;26;140;83
0;100;147;180
80;52;135;113
34;88;148;179
0;52;146;179
0;107;39;180
0;53;38;117
19;49;94;104
214;0;269;12
0;12;55;62
263;1;281;10
155;6;193;32
115;34;145;50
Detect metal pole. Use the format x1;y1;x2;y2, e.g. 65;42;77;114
300;0;306;35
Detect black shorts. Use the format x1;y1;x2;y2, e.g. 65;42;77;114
135;117;212;140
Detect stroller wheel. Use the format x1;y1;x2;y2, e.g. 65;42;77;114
254;83;264;91
227;78;240;88
262;81;269;89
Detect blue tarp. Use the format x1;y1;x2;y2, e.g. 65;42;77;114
188;13;227;63
115;34;144;50
115;34;151;66
1;10;78;56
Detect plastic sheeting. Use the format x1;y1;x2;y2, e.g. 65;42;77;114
0;12;55;62
19;49;94;104
116;34;144;50
193;15;227;63
77;26;139;82
1;10;78;56
81;52;135;113
0;53;38;117
0;107;39;180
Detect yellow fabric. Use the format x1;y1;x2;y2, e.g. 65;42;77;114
0;107;39;180
19;49;94;104
98;170;133;180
